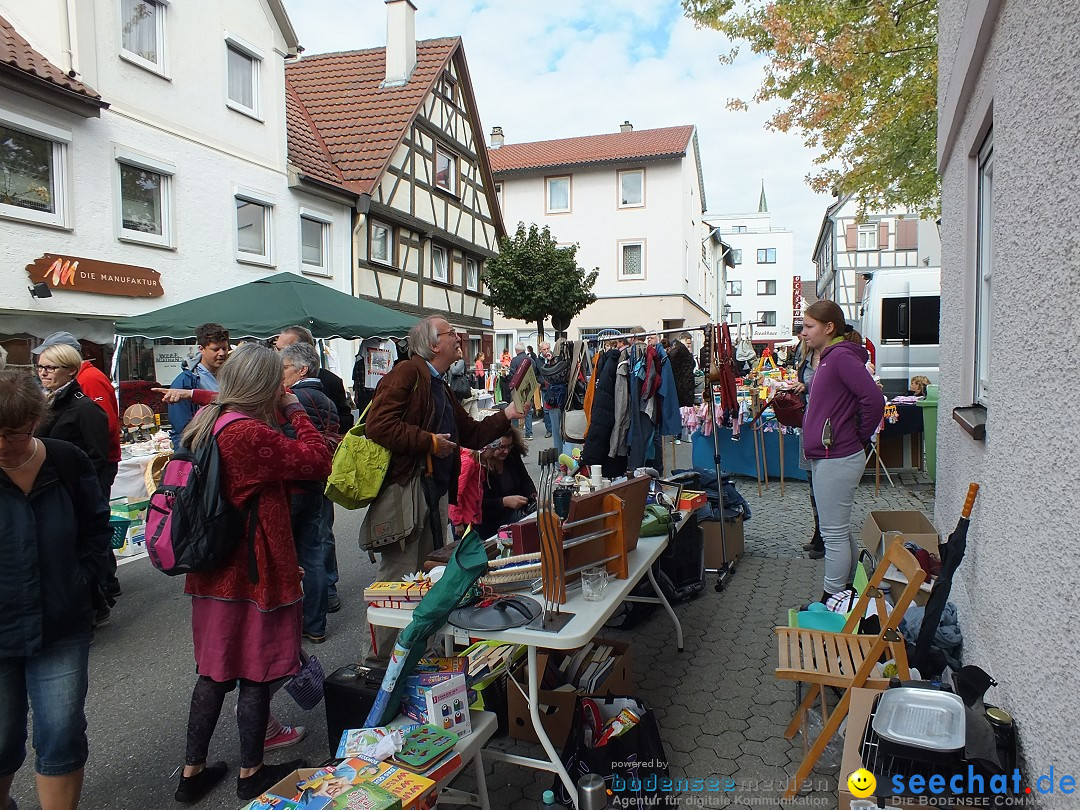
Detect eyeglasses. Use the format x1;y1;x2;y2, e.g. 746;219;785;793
436;330;458;338
0;430;33;442
35;365;62;373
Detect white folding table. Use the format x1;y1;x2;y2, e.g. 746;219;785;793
367;534;684;808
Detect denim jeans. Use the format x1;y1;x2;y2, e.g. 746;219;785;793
542;406;552;436
0;631;91;777
321;497;339;600
512;403;534;438
546;406;566;456
290;489;328;636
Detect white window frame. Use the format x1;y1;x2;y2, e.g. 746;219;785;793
465;257;480;291
757;279;777;295
726;280;742;296
757;310;777;327
756;247;776;264
113;146;174;248
369;219;394;267
225;34;262;120
299;208;332;276
857;223;879;251
618;239;646;280
434;144;457;195
617;168;645;208
431;244;449;284
0;109;71;229
119;0;168;77
974;130;993;406
545;175;571;214
234;188;274;266
728;311;743;324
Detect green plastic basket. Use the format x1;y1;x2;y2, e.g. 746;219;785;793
109;516;132;550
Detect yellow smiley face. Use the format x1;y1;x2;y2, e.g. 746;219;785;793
847;768;877;798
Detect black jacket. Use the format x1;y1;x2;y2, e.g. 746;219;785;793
318;368;354;432
36;380;111;497
477;451;536;540
0;439;111;655
292;377;341;438
581;349;623;476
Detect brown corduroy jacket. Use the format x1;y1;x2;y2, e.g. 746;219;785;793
365;354;511;503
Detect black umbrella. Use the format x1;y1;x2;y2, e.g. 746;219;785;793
912;483;980;672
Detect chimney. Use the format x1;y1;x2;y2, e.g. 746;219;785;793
620;120;633;133
490;126;504;149
383;0;417;87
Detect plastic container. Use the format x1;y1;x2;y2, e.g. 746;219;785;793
916;384;939;481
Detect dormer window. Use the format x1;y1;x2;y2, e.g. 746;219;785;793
436;73;458;105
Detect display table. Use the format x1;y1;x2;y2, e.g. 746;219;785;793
437;709;495;810
367;534;682;808
691;427;807;482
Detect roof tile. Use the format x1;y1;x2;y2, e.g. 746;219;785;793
488;125;695;173
0;13;104;104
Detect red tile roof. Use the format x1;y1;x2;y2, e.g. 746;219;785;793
285;38;459;195
488;125;696;174
0;13;104;106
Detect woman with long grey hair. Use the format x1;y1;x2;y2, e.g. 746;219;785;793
173;344;331;804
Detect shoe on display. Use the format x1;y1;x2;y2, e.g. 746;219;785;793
237;760;307;800
264;725;307;752
175;761;228;804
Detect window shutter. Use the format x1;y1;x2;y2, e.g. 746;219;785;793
878;222;889;250
845;224;857;250
896;219;918;250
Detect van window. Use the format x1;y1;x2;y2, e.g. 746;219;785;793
881;295;940;345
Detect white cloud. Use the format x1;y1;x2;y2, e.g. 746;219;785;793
285;0;834;276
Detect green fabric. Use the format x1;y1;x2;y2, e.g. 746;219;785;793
114;272;418;339
325;404;390;510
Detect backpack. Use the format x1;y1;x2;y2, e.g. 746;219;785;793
145;412;260;581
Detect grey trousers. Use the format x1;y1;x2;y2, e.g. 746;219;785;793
809;451;866;594
363;497;448;666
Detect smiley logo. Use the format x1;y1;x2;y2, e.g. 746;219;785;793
847;768;876;798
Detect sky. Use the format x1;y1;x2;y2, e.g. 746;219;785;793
284;0;834;277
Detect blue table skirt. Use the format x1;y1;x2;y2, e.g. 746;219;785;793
691;427;808;482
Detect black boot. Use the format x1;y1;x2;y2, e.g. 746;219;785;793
175;761;228;804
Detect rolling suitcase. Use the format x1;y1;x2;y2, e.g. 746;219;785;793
323;663;385;757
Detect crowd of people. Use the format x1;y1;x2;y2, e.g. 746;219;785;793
0;299;883;808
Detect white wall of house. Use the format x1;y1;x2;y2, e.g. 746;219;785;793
936;0;1080;798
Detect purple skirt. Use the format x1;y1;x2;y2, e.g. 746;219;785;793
191;596;302;683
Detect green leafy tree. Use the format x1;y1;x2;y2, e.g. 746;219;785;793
482;223;598;340
683;0;939;217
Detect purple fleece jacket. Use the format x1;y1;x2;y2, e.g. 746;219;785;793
803;341;884;459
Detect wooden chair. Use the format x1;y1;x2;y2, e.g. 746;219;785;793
775;536;927;798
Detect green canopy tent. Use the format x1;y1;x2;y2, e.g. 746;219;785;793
113;272;418;339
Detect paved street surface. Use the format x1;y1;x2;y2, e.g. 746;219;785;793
10;426;933;809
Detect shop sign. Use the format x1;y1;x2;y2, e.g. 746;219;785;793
792;276;803;319
26;253;164;297
153;345;199;385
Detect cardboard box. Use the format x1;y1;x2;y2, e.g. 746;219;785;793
678;490;707;511
860;511;938;606
507;638;633;747
703;517;744;570
839;688;919;809
401;673;471;736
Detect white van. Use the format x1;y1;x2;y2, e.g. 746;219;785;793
858;267;940;396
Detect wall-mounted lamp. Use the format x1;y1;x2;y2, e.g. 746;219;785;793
28;282;52;299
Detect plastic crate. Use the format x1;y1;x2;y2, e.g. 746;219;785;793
109;516;132;550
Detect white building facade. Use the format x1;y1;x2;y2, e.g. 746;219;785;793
708;209;800;347
936;0;1080;798
488;123;717;352
0;0;355;375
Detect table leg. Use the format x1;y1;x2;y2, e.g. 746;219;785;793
472;750;491;810
528;645;578;806
646;565;684;653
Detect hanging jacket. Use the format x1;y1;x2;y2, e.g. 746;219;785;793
666;340;697;408
655;343;684;437
610;349;632;459
803;341;883;459
582;349;623;474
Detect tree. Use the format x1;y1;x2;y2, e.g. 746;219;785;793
683;0;939;217
482;223;599;340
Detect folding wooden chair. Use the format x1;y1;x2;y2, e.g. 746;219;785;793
775;536;926;798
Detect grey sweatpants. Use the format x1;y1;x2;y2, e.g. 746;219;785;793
809;451;866;594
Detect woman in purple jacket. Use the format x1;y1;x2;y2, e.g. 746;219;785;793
800;301;884;600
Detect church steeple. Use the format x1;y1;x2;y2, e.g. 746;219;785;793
758;180;768;213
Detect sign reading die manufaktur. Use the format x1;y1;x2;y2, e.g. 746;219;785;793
26;253;164;297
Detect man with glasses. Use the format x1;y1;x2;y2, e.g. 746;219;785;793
363;316;525;664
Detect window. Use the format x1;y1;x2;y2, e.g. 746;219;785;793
115;149;173;247
435;145;457;194
0;114;69;227
618;240;645;279
466;257;480;291
431;244;449;283
728;311;743;324
235;194;272;264
857;223;878;250
975;131;993;405
226;38;261;118
436;73;458;105
494;183;502;212
726;281;742;296
732;225;747;233
546;176;570;213
881;296;940;345
757;279;776;295
120;0;166;74
756;248;776;263
300;212;331;275
369;220;393;266
731;248;743;265
618;169;644;207
757;311;777;327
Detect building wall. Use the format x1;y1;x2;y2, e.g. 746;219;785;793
937;0;1080;797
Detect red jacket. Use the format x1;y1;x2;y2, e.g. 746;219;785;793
77;361;121;463
449;448;486;527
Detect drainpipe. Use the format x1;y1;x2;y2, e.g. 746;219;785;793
62;0;80;77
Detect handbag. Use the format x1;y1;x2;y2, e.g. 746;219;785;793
325;402;391;510
358;468;427;552
769;389;805;428
284;649;325;711
735;324;757;363
561;340;590;444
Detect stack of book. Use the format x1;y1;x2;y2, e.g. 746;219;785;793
364;580;431;610
461;642;523;688
543;642;619;693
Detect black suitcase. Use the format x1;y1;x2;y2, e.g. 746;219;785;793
323;663;385;757
659;511;705;601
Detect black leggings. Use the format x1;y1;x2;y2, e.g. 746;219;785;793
184;676;270;769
